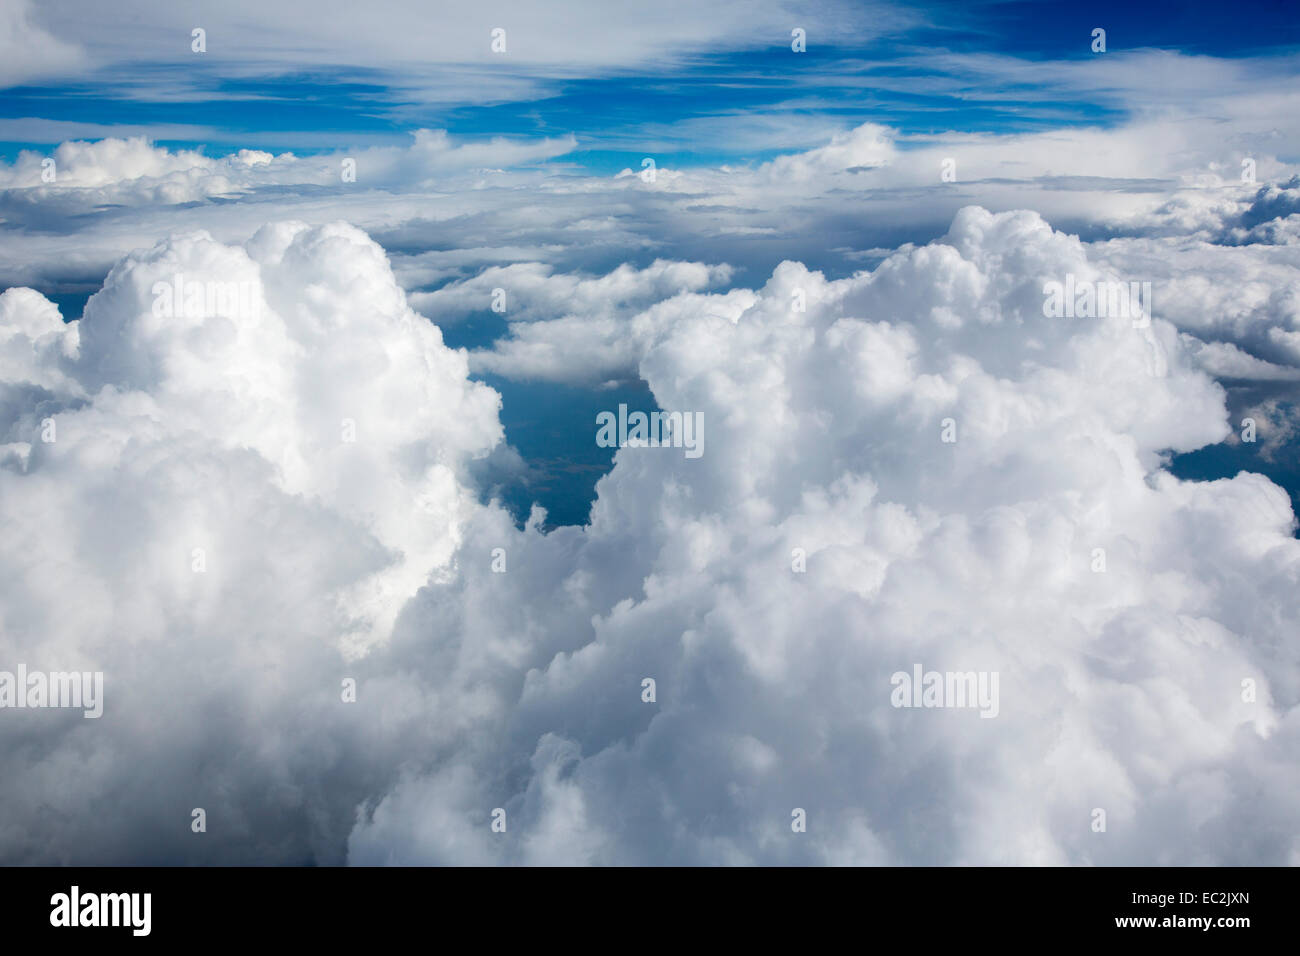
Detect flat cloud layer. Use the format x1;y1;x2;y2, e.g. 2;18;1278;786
2;205;1297;863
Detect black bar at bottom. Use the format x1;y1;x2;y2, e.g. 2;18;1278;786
0;866;1283;943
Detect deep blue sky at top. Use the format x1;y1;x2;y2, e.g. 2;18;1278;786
2;0;1299;170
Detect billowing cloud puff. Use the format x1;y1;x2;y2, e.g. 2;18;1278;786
347;207;1300;864
0;222;501;861
0;285;81;395
762;122;897;182
2;207;1298;865
0;138;286;215
1087;233;1300;374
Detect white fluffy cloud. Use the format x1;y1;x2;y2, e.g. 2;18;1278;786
415;259;732;322
5;204;1295;863
0;130;576;209
5;110;1300;321
344;206;1300;864
0;222;502;861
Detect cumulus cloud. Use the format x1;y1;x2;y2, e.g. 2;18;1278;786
345;206;1300;864
414;258;738;382
4;206;1295;864
763;122;896;181
8;105;1300;321
0;130;577;224
0;222;502;861
1087;233;1300;372
3;122;1300;561
466;206;1300;391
